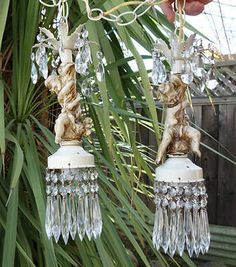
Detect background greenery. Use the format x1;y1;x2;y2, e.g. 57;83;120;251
0;1;234;267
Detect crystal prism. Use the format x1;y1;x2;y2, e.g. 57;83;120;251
169;211;177;257
70;195;77;240
31;62;38;84
61;196;70;244
81;79;92;97
75;52;82;73
91;194;102;238
36;46;46;66
84;194;92;240
45;196;52;238
153;206;163;250
177;209;185;256
39;55;48;79
161;207;170;253
206;68;218;90
77;196;85;241
37;32;45;42
52;196;61;243
152;59;167;85
181;61;194;84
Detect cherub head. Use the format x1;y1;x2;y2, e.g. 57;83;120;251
156;74;186;106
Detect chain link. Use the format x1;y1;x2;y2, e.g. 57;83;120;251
39;0;167;26
83;0;167;26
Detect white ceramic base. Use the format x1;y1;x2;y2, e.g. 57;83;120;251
155;155;203;183
48;142;95;169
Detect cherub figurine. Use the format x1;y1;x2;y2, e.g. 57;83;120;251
155;75;201;164
45;62;92;144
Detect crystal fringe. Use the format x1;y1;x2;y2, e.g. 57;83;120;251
45;168;102;243
153;181;210;257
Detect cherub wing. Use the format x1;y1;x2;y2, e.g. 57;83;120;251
185;33;196;52
38;27;59;49
67;25;84;48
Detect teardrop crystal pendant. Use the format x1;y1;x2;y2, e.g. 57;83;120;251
75;52;83;74
36;46;46;66
152;56;167;85
206;68;218;90
181;61;194;84
81;79;92;97
192;54;204;78
39;55;48;79
31;62;38;84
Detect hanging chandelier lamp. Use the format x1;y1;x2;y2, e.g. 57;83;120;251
31;0;104;244
152;0;211;258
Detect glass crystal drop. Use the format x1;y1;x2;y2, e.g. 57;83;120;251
75;52;82;74
45;171;51;182
82;29;89;39
61;196;71;244
153;206;163;249
199;208;210;254
82;44;91;63
181;61;194;85
31;62;38;84
52;196;61;243
51;173;58;184
169;210;177;257
199;71;206;92
196;67;205;79
39;55;48;79
177;209;185;256
192;54;204;77
75;37;85;49
193;209;201;256
84;194;92;240
70;195;77;240
37;32;45;42
152;60;167;85
45;196;52;238
91;194;102;238
81;79;92;97
161;207;170;253
77;196;85;241
36;46;46;66
182;45;193;59
185;209;195;257
206;68;218;90
96;62;105;82
31;52;35;62
152;62;159;85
